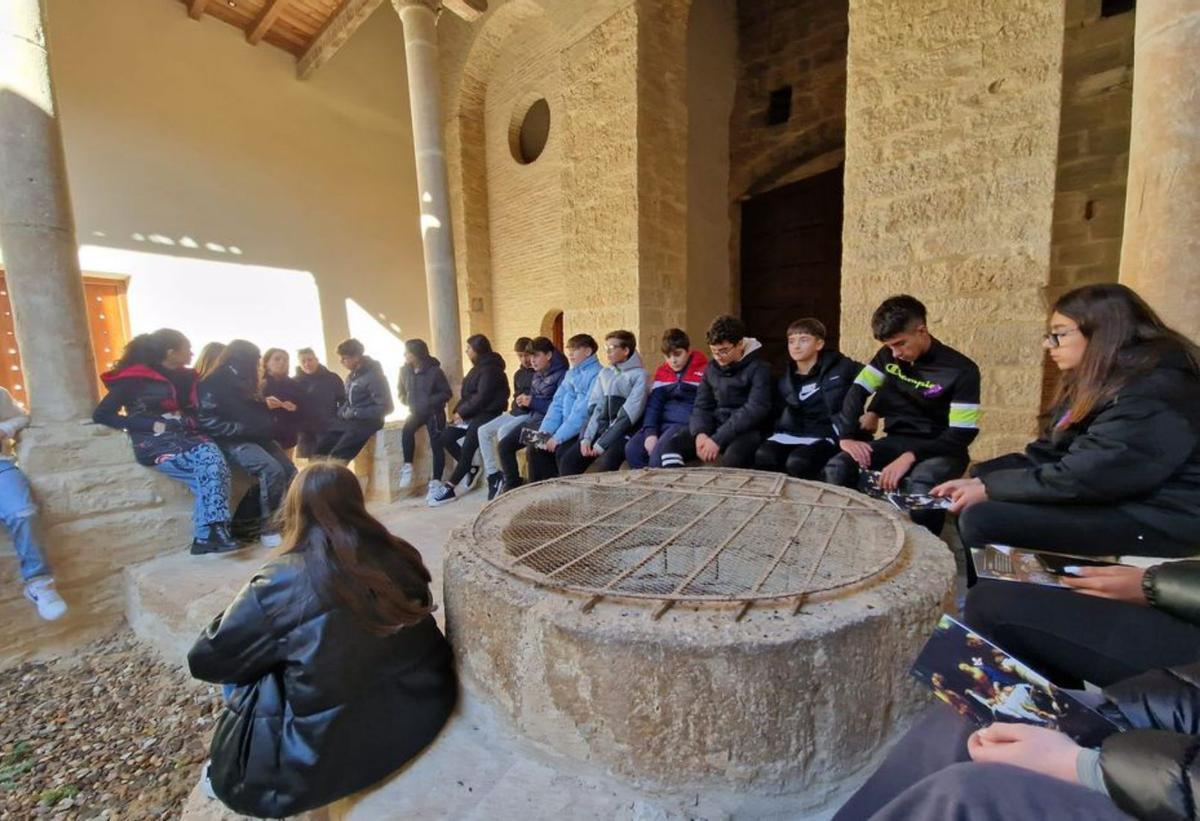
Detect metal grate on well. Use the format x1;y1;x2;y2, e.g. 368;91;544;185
468;469;906;620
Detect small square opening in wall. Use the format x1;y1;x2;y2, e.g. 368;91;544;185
1100;0;1135;17
767;86;793;126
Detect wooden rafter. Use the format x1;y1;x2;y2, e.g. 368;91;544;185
188;0;210;20
297;0;385;80
248;0;293;44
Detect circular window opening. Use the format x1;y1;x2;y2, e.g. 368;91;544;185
510;97;551;164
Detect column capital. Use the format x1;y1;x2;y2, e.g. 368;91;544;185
391;0;487;21
391;0;439;13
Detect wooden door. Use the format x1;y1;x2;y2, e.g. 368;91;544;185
739;165;844;375
0;272;130;405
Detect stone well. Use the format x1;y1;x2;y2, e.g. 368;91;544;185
444;469;956;806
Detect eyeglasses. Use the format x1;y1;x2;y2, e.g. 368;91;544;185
1043;328;1081;348
710;345;736;358
604;344;626;352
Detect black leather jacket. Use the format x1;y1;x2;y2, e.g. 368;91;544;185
188;550;456;818
197;364;275;444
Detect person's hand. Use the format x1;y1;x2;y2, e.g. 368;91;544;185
932;477;978;497
968;723;1082;784
696;434;720;463
544;437;558;453
516;394;531;408
281;401;297;412
859;411;880;435
839;438;872;469
152;421;167;435
879;452;916;491
265;396;283;410
931;477;988;512
452;413;463;426
580;441;595;458
1062;565;1148;606
643;435;658;455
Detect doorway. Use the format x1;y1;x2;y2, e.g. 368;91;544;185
739;165;844;374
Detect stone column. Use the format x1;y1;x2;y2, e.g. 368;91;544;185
392;0;463;384
1119;0;1200;341
0;0;98;422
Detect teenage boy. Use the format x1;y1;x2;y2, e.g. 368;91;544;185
0;388;67;620
560;330;648;476
823;294;981;533
476;337;536;498
626;329;707;469
661;315;773;469
526;334;602;482
493;337;569;498
318;338;393;462
754;318;860;479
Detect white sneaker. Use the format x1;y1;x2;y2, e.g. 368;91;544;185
427;482;457;507
260;531;283;548
200;761;216;800
24;577;67;621
398;463;414;488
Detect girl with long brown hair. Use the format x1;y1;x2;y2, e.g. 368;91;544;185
260;347;302;453
931;283;1200;690
188;462;456;818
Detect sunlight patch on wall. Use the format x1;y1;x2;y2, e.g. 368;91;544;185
79;245;327;364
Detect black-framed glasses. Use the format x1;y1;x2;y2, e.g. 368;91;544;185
1043;328;1081;348
710;344;736;358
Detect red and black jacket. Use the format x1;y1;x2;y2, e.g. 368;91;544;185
93;365;207;465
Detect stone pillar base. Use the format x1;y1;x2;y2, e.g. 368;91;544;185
0;423;199;669
351;420;439;503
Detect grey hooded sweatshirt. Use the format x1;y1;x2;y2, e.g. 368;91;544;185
581;351;649;454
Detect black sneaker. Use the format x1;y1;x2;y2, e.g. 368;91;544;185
486;472;504;501
427;482;457;507
191;523;243;555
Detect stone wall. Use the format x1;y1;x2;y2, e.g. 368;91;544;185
0;425;195;669
840;0;1066;459
1049;0;1133;302
439;0;693;368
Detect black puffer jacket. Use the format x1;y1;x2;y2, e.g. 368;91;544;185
510;365;534;415
772;350;861;439
294;365;345;433
454;351;509;421
1101;661;1200;820
197;364;275;444
397;356;452;419
262;373;303;450
188;550;457;819
689;338;774;447
340;356;393;424
93;364;209;465
978;351;1200;548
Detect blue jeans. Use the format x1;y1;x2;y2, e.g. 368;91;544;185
0;461;49;581
155;443;233;539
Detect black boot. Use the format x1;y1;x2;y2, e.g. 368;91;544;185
191;523;243;555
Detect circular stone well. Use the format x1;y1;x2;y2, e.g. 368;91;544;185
444;469;955;801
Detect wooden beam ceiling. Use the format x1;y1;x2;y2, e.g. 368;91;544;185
248;0;293;45
188;0;209;21
297;0;385;80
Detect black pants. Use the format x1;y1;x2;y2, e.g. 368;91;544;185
313;421;382;462
753;439;838;479
557;438;627;477
436;413;498;486
661;428;761;469
963;579;1200;688
526;436;579;483
401;411;445;479
833;706;1126;821
498;419;538;487
823;436;967;533
220;440;297;528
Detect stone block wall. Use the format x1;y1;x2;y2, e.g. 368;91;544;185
840;0;1066;459
0;424;196;669
1049;0;1132;300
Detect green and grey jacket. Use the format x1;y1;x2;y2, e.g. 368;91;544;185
581;351;649;454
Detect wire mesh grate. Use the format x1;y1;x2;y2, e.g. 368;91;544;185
468;469;907;619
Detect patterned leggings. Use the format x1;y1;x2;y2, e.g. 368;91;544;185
155;443;232;539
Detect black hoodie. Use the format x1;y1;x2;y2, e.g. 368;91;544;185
294;365;345;432
454;351;509;421
771;350;862;440
398;356;453;419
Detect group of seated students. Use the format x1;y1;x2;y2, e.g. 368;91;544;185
91;332;393;556
185;280;1200;819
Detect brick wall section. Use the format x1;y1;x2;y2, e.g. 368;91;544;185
840;0;1066;460
1049;0;1132;300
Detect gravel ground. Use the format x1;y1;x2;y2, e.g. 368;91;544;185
0;632;220;819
